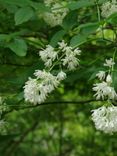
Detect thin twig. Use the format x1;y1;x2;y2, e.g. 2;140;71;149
2;99;101;118
0;63;33;67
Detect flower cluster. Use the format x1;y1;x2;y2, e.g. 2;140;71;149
39;40;81;70
42;0;69;27
39;45;57;67
101;0;117;18
92;58;117;100
92;106;117;133
24;70;66;105
58;40;81;70
92;58;117;133
24;40;81;104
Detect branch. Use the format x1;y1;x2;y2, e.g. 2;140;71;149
16;99;100;109
2;99;100;118
0;63;33;67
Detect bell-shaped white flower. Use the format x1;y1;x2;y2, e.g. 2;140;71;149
96;71;106;80
104;58;115;68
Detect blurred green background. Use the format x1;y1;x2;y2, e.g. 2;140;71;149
0;0;117;155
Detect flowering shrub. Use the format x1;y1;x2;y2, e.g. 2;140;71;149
24;40;81;104
1;0;117;155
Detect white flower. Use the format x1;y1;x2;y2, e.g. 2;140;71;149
58;40;67;50
92;106;117;133
59;41;81;71
24;78;41;104
35;70;59;87
104;58;115;68
39;45;57;67
24;71;61;104
62;55;80;70
106;74;112;84
24;78;50;105
44;0;54;6
44;72;59;88
93;58;116;101
101;0;117;18
57;71;66;81
45;59;53;67
73;48;82;55
42;1;69;27
34;70;45;79
62;46;72;53
96;71;106;80
93;81;117;100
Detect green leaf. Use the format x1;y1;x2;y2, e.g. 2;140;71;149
98;0;109;4
7;39;27;56
62;10;78;30
70;34;87;47
30;2;50;12
67;0;95;10
70;22;99;47
0;0;31;7
67;0;108;10
0;34;10;41
4;4;18;13
107;13;117;24
79;22;99;35
50;30;66;47
15;7;34;25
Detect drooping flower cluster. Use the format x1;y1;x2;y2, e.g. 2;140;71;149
101;0;117;18
92;106;117;133
39;45;57;67
24;70;66;104
39;40;81;70
24;40;81;104
58;40;81;70
93;58;117;100
42;0;69;27
92;58;117;133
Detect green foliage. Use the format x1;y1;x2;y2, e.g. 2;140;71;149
67;0;108;11
70;34;87;47
7;38;27;56
67;0;95;10
107;13;117;24
50;30;66;47
70;22;99;47
0;0;117;155
0;0;31;7
62;10;78;30
15;7;34;25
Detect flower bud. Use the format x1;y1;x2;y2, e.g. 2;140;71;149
106;74;112;84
